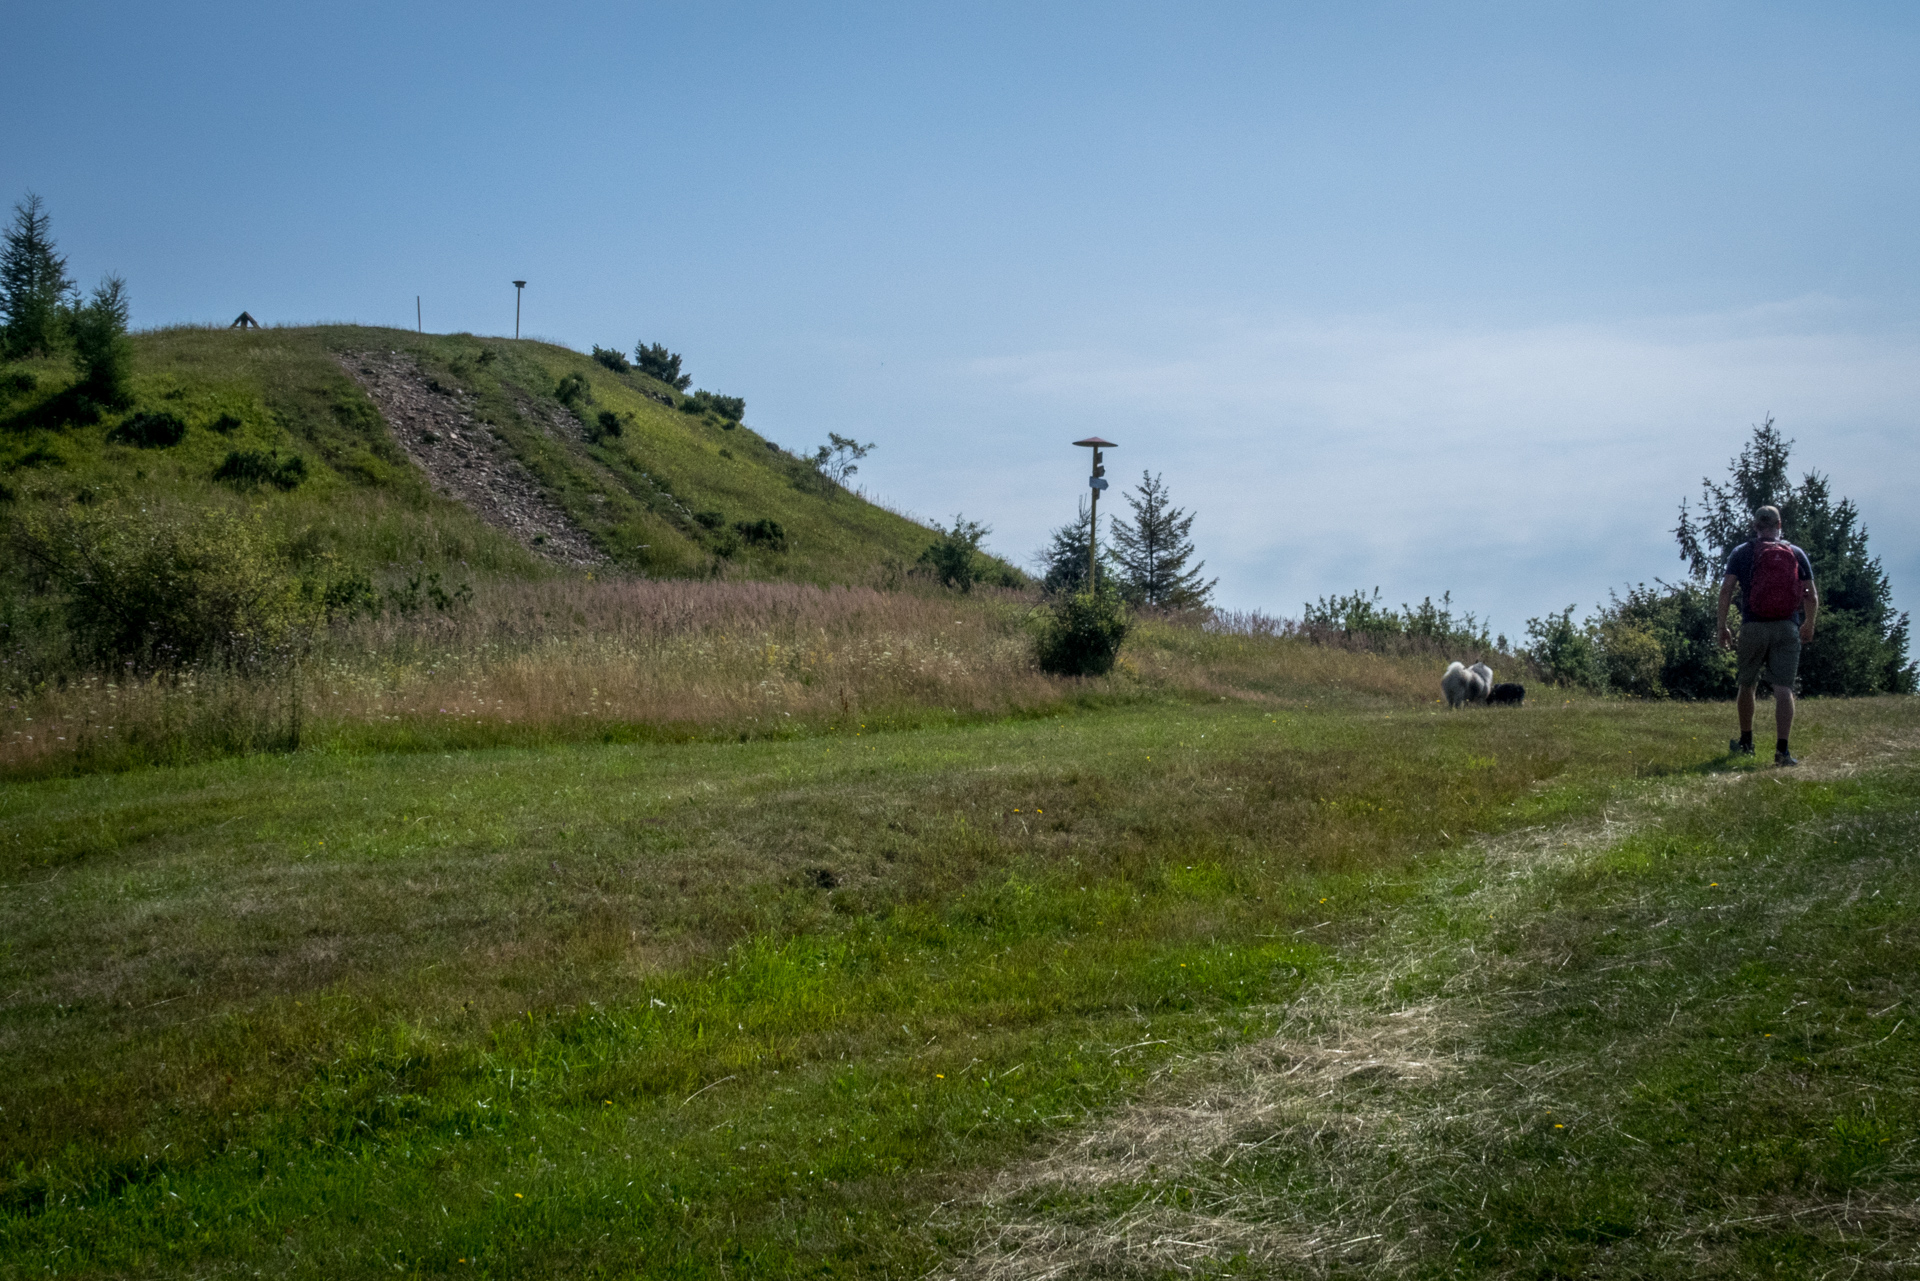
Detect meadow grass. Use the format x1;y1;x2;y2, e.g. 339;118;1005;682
1;590;1475;778
960;712;1920;1278
2;674;1911;1277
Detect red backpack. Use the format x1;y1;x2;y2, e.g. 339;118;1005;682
1748;539;1802;621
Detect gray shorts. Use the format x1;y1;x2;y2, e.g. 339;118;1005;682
1737;618;1801;690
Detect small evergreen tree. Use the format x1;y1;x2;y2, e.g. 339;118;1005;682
633;341;692;391
70;274;132;410
1110;471;1215;608
1035;498;1116;596
1;193;75;359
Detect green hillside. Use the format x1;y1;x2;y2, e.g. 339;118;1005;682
0;324;971;586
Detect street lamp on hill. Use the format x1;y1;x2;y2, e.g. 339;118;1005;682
1073;436;1117;591
512;281;526;339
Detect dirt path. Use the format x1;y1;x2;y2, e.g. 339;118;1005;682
945;731;1920;1279
337;350;606;567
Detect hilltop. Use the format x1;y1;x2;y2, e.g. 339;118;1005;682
1;324;996;587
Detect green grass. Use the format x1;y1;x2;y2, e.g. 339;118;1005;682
3;691;1914;1276
969;710;1920;1279
1;324;966;587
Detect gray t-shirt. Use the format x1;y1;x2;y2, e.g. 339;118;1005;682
1724;538;1814;625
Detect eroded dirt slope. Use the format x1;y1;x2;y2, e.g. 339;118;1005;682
337;350;606;566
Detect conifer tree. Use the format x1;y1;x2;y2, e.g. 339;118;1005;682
1110;471;1215;608
1035;498;1116;596
1674;416;1912;695
1;193;75;359
71;274;133;409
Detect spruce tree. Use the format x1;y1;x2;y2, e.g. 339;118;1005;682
1673;416;1913;695
1110;471;1215;608
1035;498;1116;596
71;274;133;410
1;192;76;359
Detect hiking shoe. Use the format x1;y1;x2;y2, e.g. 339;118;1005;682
1730;739;1755;757
1775;749;1800;767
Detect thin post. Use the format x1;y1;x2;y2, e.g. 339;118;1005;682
416;296;421;333
1072;437;1115;593
1088;456;1099;591
513;280;526;339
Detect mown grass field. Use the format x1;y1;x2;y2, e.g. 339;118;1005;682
4;661;1914;1277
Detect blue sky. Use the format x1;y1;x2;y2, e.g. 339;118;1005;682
7;2;1917;638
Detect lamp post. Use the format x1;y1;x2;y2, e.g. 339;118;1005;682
1073;436;1117;591
512;280;526;339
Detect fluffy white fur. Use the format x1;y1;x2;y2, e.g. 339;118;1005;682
1442;661;1494;708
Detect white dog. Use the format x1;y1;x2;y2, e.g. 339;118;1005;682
1442;661;1494;708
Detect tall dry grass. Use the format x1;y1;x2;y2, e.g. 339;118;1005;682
2;580;1045;774
2;581;1514;777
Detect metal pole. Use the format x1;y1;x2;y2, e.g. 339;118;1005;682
1072;437;1116;593
1088;451;1099;592
416;296;421;333
512;281;526;339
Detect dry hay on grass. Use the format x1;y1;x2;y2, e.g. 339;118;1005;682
955;1000;1463;1279
945;733;1920;1280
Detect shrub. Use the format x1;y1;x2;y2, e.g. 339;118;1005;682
1604;580;1735;700
210;412;242;434
0;368;36;398
634;342;691;391
384;570;473;615
920;516;990;592
1799;610;1912;697
554;372;591;412
693;510;725;530
683;389;745;422
1524;606;1601;689
588;410;624;443
10;501;315;669
108;410;186;449
1305;587;1492;651
1597;619;1665;698
1036;583;1132;676
213;449;306;491
590;345;631;374
733;518;786;550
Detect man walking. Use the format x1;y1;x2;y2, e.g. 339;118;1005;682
1717;505;1817;765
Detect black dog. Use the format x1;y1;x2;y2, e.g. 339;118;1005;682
1487;682;1526;706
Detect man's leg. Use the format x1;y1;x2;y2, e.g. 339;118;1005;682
1737;684;1756;736
1767;621;1802;765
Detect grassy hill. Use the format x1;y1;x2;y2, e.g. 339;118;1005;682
0;324;976;587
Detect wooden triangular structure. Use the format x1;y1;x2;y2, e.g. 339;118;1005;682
231;311;259;329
